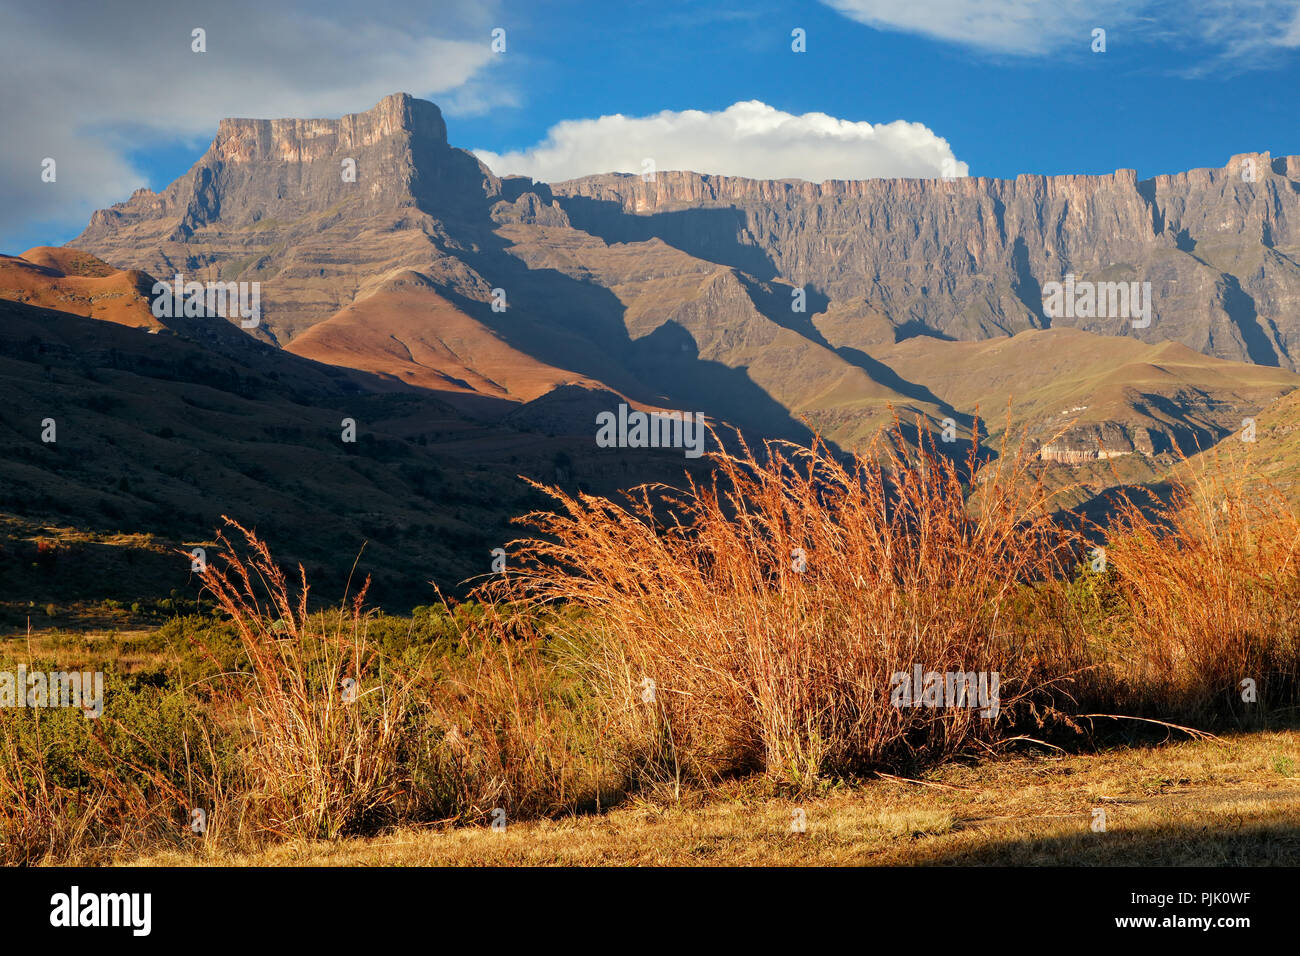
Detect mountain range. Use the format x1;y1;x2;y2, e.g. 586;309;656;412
67;94;1300;456
3;92;1299;615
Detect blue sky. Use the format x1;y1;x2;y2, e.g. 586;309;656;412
2;0;1298;252
455;1;1300;182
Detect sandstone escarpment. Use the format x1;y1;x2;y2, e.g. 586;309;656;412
1035;423;1150;464
74;93;1300;372
551;154;1300;367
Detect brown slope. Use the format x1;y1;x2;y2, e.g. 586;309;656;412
284;271;610;405
1173;386;1300;500
0;247;161;329
0;294;719;613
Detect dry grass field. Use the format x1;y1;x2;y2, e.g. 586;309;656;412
4;433;1299;867
126;730;1300;866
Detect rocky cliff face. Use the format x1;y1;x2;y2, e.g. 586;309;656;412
551;156;1300;367
1035;424;1152;463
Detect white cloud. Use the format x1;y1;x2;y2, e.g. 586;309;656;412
1282;5;1300;44
1207;0;1300;55
822;0;1300;60
473;101;969;184
823;0;1112;55
0;0;501;249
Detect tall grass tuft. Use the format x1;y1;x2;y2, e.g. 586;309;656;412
1097;453;1300;722
407;602;622;821
489;426;1090;786
197;517;413;840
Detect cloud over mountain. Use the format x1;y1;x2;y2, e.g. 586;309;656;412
473;100;969;183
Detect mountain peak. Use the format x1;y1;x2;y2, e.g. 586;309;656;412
70;92;501;343
210;93;447;165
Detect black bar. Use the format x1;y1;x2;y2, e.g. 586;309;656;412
0;866;1282;944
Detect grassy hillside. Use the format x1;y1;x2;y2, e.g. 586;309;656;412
0;295;714;619
879;327;1298;449
0;247;161;329
1174;386;1300;497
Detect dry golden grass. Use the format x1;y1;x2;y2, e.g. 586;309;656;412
120;729;1300;866
0;627;172;673
191;519;620;840
1098;453;1300;719
8;426;1300;866
194;517;417;841
487;428;1089;786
